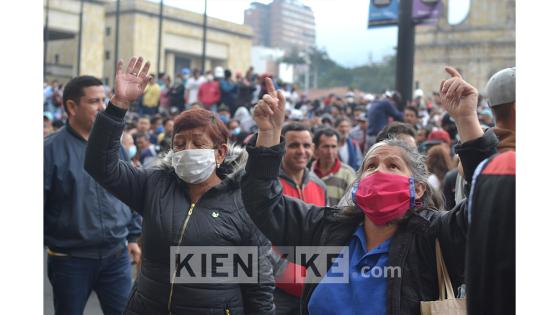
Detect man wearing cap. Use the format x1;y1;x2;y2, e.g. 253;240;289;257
486;67;516;152
464;67;516;314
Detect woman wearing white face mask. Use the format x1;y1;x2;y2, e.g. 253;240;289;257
85;57;275;315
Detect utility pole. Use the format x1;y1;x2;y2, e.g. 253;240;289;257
304;54;310;95
201;0;208;73
157;0;164;77
77;0;84;75
113;0;121;81
395;0;415;107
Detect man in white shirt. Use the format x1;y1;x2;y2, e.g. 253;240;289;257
185;69;206;105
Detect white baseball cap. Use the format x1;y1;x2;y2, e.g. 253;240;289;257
214;66;225;79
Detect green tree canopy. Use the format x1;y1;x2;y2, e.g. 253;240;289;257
299;47;396;93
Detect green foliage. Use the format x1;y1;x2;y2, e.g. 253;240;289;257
304;47;396;93
280;49;306;65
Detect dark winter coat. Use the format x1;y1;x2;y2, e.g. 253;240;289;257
241;130;498;315
85;103;275;315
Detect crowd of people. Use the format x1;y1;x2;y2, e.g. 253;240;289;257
44;54;515;315
45;63;501;196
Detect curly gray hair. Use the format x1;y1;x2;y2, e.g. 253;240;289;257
338;137;443;217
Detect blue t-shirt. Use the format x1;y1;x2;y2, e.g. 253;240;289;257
307;225;392;315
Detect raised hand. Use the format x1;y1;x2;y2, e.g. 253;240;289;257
440;66;483;142
253;77;285;147
111;57;151;109
440;66;478;121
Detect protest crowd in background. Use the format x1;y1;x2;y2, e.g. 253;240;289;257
44;64;499;196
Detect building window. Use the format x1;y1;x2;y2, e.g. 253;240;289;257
54;54;59;64
105;27;111;36
105;50;110;60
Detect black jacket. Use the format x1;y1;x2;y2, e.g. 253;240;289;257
241;130;498;315
85;104;275;315
466;150;515;314
44;124;142;258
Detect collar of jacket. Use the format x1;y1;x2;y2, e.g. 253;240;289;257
312;158;341;179
279;163;311;187
65;122;87;142
492;127;515;152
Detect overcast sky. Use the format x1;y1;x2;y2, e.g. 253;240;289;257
153;0;470;68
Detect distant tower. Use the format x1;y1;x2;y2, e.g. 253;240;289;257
244;0;316;51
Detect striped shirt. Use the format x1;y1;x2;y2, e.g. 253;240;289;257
312;159;356;206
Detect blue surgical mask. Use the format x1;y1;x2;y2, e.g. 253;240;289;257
219;115;230;124
155;126;164;134
128;145;137;159
232;127;241;135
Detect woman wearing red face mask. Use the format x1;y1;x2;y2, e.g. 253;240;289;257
242;67;499;315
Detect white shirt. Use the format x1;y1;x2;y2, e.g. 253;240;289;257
339;142;350;165
186;76;206;104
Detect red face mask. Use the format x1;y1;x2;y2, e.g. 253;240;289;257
352;172;416;225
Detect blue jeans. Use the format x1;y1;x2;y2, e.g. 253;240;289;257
47;247;132;315
140;105;158;116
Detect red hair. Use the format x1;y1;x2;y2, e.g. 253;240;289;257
172;108;229;146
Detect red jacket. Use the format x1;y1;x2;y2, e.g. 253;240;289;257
197;81;221;107
276;166;327;297
279;167;327;207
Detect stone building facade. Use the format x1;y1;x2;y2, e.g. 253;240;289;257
44;0;106;82
414;0;515;95
44;0;253;85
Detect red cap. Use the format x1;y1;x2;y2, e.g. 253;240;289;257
428;129;451;144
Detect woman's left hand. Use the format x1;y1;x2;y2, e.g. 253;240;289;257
440;66;478;121
440;66;483;142
111;56;152;110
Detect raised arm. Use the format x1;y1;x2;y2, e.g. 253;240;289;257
440;66;497;184
241;78;326;247
434;67;498;278
85;57;153;215
386;100;404;121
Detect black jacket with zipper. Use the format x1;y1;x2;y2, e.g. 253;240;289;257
241;130;498;315
85;103;275;315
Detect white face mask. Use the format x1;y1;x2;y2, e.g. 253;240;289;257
172;149;217;184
